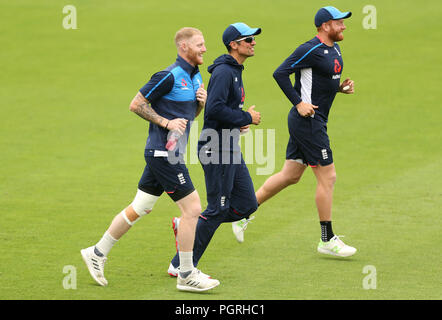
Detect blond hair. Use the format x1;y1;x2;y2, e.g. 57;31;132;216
174;27;202;48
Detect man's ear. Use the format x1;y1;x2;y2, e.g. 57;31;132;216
229;40;238;50
179;40;188;53
322;22;331;32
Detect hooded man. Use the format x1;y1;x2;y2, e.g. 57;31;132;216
168;23;262;276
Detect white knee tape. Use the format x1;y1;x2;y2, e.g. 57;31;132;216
131;189;160;217
121;209;136;226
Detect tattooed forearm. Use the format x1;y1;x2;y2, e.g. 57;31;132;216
130;92;166;127
134;100;162;123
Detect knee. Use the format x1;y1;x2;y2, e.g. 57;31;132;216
191;203;202;217
124;189;160;225
282;170;303;186
329;172;337;185
242;202;258;217
251;198;259;213
280;161;305;186
132;189;160;216
183;203;202;219
285;175;302;185
321;172;337;189
243;198;259;216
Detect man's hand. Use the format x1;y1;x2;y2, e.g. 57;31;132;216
247;105;261;125
196;83;207;106
240;125;250;135
296;101;318;117
165;118;188;135
339;78;355;94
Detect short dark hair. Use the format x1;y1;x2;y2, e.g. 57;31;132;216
225;36;243;52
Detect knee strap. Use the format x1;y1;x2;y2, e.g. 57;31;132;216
131;189;160;216
122;189;160;225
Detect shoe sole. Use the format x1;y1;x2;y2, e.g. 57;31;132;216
168;270;178;277
177;281;220;292
80;249;108;286
317;247;357;257
172;218;179;252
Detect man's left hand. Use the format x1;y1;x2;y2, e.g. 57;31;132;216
339;78;354;94
196;83;207;106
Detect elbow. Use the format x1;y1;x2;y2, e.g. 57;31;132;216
129;98;139;112
273;69;281;80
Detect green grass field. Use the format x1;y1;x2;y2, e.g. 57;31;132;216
1;0;441;300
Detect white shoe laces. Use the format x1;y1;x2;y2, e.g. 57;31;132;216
100;257;107;270
177;267;210;279
331;235;346;246
239;216;255;231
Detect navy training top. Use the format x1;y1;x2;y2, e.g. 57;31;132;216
139;55;203;155
198;54;252;153
273;36;344;123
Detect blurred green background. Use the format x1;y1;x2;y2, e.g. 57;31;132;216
0;0;440;299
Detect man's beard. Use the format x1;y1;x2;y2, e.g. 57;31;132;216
188;49;202;65
330;29;344;42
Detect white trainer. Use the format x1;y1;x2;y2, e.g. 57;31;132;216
168;263;212;279
177;268;220;292
317;235;357;257
168;263;179;277
80;246;108;286
232;216;255;243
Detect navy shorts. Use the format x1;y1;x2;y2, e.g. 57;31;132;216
138;151;195;202
286;109;333;167
200;152;258;220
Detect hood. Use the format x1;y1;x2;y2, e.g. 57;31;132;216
207;54;244;74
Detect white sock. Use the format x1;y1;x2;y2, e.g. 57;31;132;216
179;251;194;276
95;231;117;257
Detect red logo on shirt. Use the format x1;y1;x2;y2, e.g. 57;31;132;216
181;79;187;87
241;87;245;103
334;59;342;73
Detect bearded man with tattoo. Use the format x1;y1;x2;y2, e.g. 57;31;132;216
81;27;220;292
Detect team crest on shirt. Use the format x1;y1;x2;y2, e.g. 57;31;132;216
334;59;342;73
181;78;190;90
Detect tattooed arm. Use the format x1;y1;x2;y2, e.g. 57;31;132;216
129;92;188;133
129;92;168;127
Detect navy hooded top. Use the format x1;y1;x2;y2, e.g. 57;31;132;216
198;54;252;153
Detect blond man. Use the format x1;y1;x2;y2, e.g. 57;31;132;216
81;27;220;292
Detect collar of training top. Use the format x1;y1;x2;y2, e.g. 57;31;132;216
176;54;200;77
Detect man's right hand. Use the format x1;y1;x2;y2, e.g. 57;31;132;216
296;101;318;117
164;118;188;135
247;105;261;125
